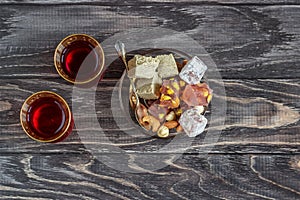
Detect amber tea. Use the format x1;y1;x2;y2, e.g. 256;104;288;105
54;34;105;84
61;40;98;81
20;91;73;143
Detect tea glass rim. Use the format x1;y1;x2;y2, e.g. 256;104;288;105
54;33;105;84
20;91;72;143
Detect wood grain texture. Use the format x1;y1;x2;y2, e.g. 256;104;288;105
1;1;300;199
0;5;300;78
0;154;299;199
0;77;299;154
0;0;299;5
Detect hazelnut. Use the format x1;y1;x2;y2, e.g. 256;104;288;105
157;126;169;138
165;111;176;121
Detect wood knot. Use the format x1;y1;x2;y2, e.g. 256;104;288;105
0;101;12;112
227;97;300;129
290;157;300;171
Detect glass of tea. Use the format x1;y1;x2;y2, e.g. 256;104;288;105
54;34;105;84
20;91;74;143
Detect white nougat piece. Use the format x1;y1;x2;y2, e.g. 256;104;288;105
127;55;159;79
156;54;179;78
179;56;207;84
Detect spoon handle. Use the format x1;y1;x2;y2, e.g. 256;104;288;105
114;41;138;94
114;41;153;132
115;40;129;70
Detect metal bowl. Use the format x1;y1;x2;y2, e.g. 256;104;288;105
118;48;208;138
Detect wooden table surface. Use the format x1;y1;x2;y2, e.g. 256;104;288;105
1;0;300;199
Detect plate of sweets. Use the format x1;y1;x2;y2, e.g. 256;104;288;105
119;49;213;138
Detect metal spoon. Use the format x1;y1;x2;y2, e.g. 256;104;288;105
114;41;148;130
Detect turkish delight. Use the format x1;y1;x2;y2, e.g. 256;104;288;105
179;56;207;84
181;83;212;107
179;108;207;137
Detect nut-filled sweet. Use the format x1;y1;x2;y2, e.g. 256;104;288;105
128;54;212;138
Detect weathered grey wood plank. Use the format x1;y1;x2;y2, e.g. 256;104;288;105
0;0;299;5
0;78;299;153
0;5;300;78
0;154;299;199
0;1;299;199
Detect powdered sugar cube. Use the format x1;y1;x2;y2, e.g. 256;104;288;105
179;56;207;84
179;108;207;137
